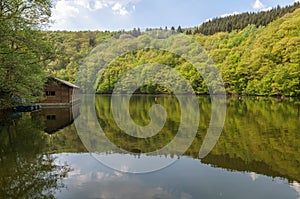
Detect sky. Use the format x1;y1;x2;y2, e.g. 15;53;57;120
50;0;300;31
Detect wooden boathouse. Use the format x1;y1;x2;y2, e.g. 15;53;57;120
41;104;80;133
40;77;81;106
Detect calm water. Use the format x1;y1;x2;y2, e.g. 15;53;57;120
0;95;300;199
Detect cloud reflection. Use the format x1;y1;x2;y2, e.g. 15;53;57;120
290;181;300;199
65;170;174;199
249;172;259;181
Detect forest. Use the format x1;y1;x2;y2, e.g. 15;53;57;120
1;2;300;108
194;2;300;35
0;0;54;109
47;4;300;97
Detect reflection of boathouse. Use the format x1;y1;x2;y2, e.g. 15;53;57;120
40;77;80;105
41;104;80;134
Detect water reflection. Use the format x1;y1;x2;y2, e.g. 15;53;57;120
0;96;299;198
249;172;260;181
52;153;298;199
48;96;300;180
39;104;80;134
0;111;71;198
72;96;300;181
291;181;300;199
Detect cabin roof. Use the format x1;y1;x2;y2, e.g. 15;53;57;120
48;77;80;89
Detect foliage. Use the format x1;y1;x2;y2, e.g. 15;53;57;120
196;2;300;35
0;2;299;108
0;0;54;109
195;8;300;96
45;7;300;96
46;30;115;83
96;49;203;94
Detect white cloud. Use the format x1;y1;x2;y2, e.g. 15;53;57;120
50;0;80;29
50;0;142;29
221;11;240;18
72;0;141;14
94;1;107;9
109;0;142;16
261;6;272;12
205;11;239;22
51;0;79;21
73;0;107;10
112;2;129;15
295;0;300;3
51;0;142;21
252;0;265;10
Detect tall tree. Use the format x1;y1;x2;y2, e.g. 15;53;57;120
177;25;183;33
197;2;300;35
0;0;54;109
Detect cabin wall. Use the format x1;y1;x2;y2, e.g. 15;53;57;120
42;83;71;104
40;78;81;105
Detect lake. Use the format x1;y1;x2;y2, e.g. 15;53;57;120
0;95;300;199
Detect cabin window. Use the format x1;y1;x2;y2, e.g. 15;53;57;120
46;91;55;96
46;115;56;120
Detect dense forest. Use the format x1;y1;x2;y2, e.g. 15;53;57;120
46;31;115;83
1;1;300;109
194;2;300;35
47;5;300;96
195;8;300;96
0;0;54;109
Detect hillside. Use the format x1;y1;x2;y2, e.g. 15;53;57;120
195;8;300;96
46;7;300;96
195;2;300;35
46;31;115;83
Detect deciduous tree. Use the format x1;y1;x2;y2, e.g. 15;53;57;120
0;0;53;109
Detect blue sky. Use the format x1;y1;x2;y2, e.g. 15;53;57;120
50;0;299;31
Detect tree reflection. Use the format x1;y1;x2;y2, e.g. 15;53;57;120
0;112;70;198
6;96;298;188
91;96;300;181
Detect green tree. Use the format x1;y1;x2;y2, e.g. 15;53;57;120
0;0;53;109
177;25;183;33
